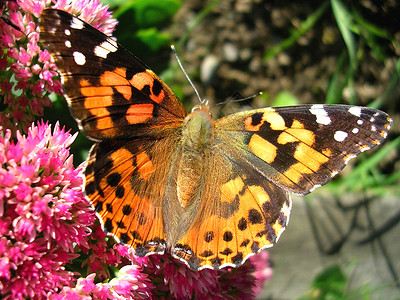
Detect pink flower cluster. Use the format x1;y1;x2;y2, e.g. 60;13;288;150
142;251;272;299
50;0;119;36
50;249;272;299
52;265;154;300
0;121;95;298
0;0;117;134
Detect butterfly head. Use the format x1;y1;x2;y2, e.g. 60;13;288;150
182;103;214;148
191;99;210;111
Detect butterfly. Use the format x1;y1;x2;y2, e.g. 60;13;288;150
39;9;392;270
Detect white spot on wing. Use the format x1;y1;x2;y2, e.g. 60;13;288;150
334;130;348;142
73;51;86;65
65;40;71;48
309;104;331;125
357;119;363;125
94;39;118;59
348;106;362;117
64;29;71;36
71;18;84;29
352;128;359;134
360;146;370;152
344;154;356;164
309;184;321;193
371;125;376;132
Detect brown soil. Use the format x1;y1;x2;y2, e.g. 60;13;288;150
169;0;399;126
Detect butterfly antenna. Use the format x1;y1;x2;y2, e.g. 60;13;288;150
213;92;262;107
171;45;203;104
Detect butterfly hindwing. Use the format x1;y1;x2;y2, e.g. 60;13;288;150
85;135;183;256
172;149;291;270
215;104;392;195
39;9;187;140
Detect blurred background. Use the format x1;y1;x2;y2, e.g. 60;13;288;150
45;0;400;298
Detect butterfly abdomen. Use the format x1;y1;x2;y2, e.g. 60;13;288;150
177;105;215;207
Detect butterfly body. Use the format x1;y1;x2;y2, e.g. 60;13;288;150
39;9;392;270
177;104;214;207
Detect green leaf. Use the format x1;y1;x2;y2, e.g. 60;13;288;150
100;0;129;8
330;0;357;70
272;90;300;107
313;265;346;297
330;0;357;103
115;0;181;28
325;52;347;104
136;28;170;52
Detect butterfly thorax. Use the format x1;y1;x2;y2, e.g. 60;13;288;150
177;104;214;208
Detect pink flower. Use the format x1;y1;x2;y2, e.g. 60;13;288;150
215;252;273;299
108;265;153;299
50;265;153;300
51;0;118;36
250;251;273;295
0;0;117;134
140;251;272;299
0;121;96;298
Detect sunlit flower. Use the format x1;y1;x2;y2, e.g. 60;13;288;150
50;265;153;300
216;252;273;299
108;265;153;299
140;251;272;299
0;121;95;298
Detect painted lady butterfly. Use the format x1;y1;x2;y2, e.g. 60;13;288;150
39;9;392;270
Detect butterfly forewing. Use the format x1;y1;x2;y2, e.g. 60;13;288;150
215;104;392;195
39;9;187;140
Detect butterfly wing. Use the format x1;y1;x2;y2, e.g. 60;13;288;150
172;104;391;270
39;9;187;140
215;104;392;195
85;135;183;256
172;149;291;270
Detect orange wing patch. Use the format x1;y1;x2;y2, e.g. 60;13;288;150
173;173;291;270
130;71;165;104
84;139;177;256
248;134;277;164
125;104;154;125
